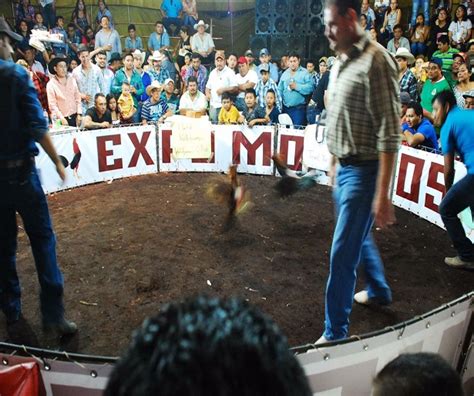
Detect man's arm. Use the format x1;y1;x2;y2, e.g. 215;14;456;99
373;151;397;227
403;131;425;147
83;114;109;129
39;133;66;180
443;152;455;191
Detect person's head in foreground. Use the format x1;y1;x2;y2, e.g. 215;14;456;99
372;352;464;396
105;295;312;396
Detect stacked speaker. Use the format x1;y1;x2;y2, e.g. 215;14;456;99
251;0;328;61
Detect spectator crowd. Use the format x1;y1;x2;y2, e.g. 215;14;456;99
10;0;474;144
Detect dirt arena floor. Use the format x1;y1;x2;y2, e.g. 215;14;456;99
1;173;473;357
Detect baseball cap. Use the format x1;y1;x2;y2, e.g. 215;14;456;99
258;63;269;73
430;57;443;69
400;92;411;105
319;56;328;64
259;48;270;57
244;49;254;57
215;51;225;60
238;56;248;65
462;90;474;99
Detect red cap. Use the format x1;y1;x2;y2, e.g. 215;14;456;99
237;56;248;65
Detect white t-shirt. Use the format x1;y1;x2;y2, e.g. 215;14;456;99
190;32;215;53
205;66;237;108
448;20;472;43
235;69;259;99
179;90;208;111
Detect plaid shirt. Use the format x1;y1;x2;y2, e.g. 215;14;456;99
147;67;171;84
399;69;418;101
30;69;49;113
326;35;400;159
255;78;282;112
184;65;208;94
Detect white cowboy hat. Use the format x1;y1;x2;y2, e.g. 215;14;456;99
394;47;415;65
132;49;146;66
151;50;166;62
193;20;209;30
146;80;162;96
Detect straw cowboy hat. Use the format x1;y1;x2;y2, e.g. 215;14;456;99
132;49;146;66
193;20;209;30
146;80;162;96
151;50;166;62
394;48;415;65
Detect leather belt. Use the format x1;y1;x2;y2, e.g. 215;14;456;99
0;157;33;169
338;157;378;167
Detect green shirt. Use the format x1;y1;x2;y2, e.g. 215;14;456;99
420;77;452;113
111;68;145;107
432;47;460;73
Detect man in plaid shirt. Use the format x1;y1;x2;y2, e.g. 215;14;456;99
395;48;418;101
316;0;400;344
255;63;282;112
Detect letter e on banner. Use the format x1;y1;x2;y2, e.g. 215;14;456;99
128;132;154;167
280;134;304;171
232;131;271;166
97;134;123;172
425;162;445;212
395;153;424;203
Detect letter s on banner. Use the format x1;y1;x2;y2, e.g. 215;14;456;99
97;134;123;172
425;161;445;213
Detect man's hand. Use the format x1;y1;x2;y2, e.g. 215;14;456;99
237;115;245;124
328;156;337;188
101;121;111;128
373;195;396;228
289;81;297;90
103;44;112;51
76;115;82;127
130;86;137;93
55;160;66;181
60;117;69;126
248;119;256;127
216;88;225;95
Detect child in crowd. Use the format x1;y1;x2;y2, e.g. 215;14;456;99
51;15;68;56
125;23;143;51
118;82;136;123
218;92;240;124
33;12;48;31
106;94;120;125
265;89;280;125
238;88;268;127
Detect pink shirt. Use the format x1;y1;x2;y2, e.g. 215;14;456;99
46;74;82;119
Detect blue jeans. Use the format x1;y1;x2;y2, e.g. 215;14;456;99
411;42;427;56
182;15;198;29
439;174;474;261
283;105;306;127
323;162;391;340
41;3;56;29
163;17;181;35
0;167;64;323
306;105;321;125
411;0;430;27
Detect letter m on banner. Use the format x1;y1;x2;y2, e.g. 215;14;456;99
232;126;273;175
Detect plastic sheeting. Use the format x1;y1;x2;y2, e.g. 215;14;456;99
0;361;45;396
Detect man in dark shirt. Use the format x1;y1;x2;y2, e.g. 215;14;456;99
0;17;77;336
83;93;113;129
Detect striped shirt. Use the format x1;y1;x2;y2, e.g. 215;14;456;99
326;35;400;160
255;78;282;112
432;47;460;74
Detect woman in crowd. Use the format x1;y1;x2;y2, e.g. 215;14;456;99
449;5;472;50
380;0;401;42
69;58;79;73
453;63;474;107
360;14;370;30
190;20;215;65
15;19;31;58
15;0;35;28
427;8;450;58
72;0;91;37
411;55;427;86
182;0;198;29
179;52;192;93
95;0;113;30
176;26;192;69
82;26;96;51
106;94;120;124
410;13;430;56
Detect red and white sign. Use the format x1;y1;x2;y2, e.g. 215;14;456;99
37;126;157;194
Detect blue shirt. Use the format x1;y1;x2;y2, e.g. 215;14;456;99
148;31;170;51
278;66;314;108
124;36;143;51
141;98;168;122
0;60;47;160
402;118;439;151
161;0;183;17
441;106;474;174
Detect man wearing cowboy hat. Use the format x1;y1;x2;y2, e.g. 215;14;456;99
0;17;77;336
46;56;82;127
395;48;418;101
191;20;215;65
161;0;183;36
148;20;170;53
148;50;171;85
141;80;172;124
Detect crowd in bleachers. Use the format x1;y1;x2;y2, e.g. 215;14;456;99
9;0;474;146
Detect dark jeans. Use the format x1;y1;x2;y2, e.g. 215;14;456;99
41;3;56;29
439;174;474;261
163;17;181;36
0;166;65;323
283;104;307;127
